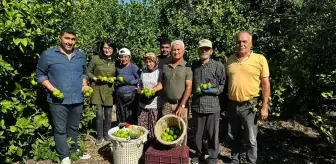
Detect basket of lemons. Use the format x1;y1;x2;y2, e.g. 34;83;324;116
108;123;148;164
154;114;187;147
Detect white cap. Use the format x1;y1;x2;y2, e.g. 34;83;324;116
118;48;131;57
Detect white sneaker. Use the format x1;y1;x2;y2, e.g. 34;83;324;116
61;157;71;164
77;149;91;160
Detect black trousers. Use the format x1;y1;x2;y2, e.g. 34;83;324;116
192;110;220;164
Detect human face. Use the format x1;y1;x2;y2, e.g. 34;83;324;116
103;43;113;56
59;32;76;54
198;47;213;60
171;44;184;61
145;59;155;71
119;55;131;65
236;32;252;55
160;43;171;56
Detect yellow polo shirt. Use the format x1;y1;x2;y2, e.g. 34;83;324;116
226;52;269;102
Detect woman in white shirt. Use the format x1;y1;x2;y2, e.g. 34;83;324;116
137;53;163;140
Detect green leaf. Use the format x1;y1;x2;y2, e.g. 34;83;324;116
15;104;25;112
21;38;28;47
17;147;23;157
15;82;21;90
37;138;44;144
13;38;20;45
9;126;17;132
0;100;12;108
19;45;24;52
0;131;5;139
0;119;5;129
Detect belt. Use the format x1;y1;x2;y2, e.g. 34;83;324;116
230;97;258;105
165;98;180;104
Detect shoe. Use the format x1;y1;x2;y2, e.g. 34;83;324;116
61;157;71;164
191;157;199;164
77;149;91;160
96;138;105;146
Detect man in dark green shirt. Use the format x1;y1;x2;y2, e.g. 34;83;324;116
191;39;226;164
153;40;193;146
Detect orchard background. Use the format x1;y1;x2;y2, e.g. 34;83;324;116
0;0;335;163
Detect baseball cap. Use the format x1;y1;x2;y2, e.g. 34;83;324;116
198;39;212;48
118;48;131;56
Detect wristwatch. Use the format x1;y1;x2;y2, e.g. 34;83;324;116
181;104;185;108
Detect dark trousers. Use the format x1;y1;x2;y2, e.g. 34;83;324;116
96;105;112;140
227;100;258;164
116;93;138;124
192;110;220;164
50;103;83;160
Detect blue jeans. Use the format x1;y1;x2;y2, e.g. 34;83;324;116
227;100;258;164
50;103;83;160
96;105;112;140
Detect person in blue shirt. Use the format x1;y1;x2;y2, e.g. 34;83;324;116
36;28;91;164
115;48;141;124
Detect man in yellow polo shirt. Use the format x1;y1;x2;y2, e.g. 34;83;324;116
226;31;271;164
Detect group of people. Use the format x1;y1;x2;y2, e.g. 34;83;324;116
36;28;270;164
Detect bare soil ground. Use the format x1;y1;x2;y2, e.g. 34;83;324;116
25;111;336;164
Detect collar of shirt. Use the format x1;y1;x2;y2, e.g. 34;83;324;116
194;59;213;67
235;51;254;62
168;59;187;67
55;46;79;57
201;59;213;66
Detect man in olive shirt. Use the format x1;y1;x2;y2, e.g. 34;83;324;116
153;40;192;146
191;39;226;164
158;38;173;69
226;32;271;164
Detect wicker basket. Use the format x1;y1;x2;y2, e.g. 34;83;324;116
154;114;187;147
108;124;149;164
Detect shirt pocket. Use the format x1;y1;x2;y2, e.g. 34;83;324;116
71;57;85;78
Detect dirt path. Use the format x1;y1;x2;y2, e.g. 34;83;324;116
26;111;336;164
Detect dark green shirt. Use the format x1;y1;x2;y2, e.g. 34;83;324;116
87;55;116;106
162;60;192;100
158;55;173;69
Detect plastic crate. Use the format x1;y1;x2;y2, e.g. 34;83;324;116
145;142;189;164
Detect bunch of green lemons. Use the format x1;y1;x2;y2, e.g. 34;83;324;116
98;76;115;84
160;126;181;142
140;88;156;98
196;82;212;94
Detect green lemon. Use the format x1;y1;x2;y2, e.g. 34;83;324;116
201;83;208;90
117;76;124;83
196;87;201;93
207;82;212;88
102;76;108;82
30;79;38;86
162;132;168;137
108;77;115;83
169;130;174;135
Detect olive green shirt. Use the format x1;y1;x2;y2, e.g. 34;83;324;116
87;55;116;106
162;60;193;100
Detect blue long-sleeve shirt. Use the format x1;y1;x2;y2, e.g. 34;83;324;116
36;47;89;104
116;63;140;93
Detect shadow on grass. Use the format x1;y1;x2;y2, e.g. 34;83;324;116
97;144;114;164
